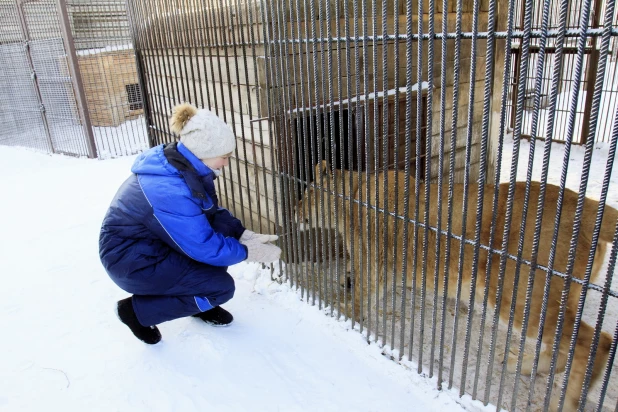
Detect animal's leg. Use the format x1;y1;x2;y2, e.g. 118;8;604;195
552;320;613;411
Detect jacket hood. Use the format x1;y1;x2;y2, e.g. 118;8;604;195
131;143;215;177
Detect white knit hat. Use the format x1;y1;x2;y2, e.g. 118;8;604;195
169;103;236;159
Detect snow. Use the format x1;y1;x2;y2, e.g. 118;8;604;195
289;85;429;114
0;146;472;411
76;44;133;56
1;122;616;412
3;118;149;160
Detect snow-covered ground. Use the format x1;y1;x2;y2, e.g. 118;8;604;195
1;122;616;412
0;146;477;412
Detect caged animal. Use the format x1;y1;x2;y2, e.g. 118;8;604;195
297;160;616;411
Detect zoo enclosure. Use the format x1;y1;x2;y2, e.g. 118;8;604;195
126;0;618;411
0;0;148;158
508;0;618;144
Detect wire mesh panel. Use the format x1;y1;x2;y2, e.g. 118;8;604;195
0;0;148;159
126;0;618;410
21;0;91;156
67;0;149;158
0;0;52;152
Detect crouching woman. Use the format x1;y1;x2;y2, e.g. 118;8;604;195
99;103;281;344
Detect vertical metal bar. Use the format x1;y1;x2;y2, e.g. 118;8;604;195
447;0;464;389
315;0;330;314
434;0;449;386
343;0;354;322
337;0;347;319
370;0;379;343
408;0;423;362
380;0;391;344
361;0;372;340
334;0;345;320
398;0;415;359
422;0;437;376
325;0;338;317
580;0;604;145
352;0;363;330
318;0;334;315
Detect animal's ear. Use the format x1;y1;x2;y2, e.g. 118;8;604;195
315;160;332;179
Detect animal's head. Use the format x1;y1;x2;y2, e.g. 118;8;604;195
296;161;353;228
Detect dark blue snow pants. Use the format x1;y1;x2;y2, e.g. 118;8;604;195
108;256;235;327
131;263;235;327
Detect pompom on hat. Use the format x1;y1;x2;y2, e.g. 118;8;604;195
169;103;236;159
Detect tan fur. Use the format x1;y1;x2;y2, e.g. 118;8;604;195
169;103;198;135
297;161;615;411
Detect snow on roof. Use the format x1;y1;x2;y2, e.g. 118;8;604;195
77;44;133;56
289;84;430;114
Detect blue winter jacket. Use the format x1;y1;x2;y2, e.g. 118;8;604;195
99;142;248;293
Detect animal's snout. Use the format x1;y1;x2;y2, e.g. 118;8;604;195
295;213;309;225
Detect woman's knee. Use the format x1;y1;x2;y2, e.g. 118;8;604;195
211;272;235;305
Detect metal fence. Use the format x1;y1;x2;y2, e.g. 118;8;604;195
506;0;618;144
0;0;148;158
127;0;618;410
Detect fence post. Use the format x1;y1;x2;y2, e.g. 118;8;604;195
16;0;55;154
580;0;604;146
56;0;97;159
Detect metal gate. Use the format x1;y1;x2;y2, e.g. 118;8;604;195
126;0;618;410
0;0;96;157
508;0;618;144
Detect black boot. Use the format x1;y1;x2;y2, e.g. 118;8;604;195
117;297;162;344
192;306;234;326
